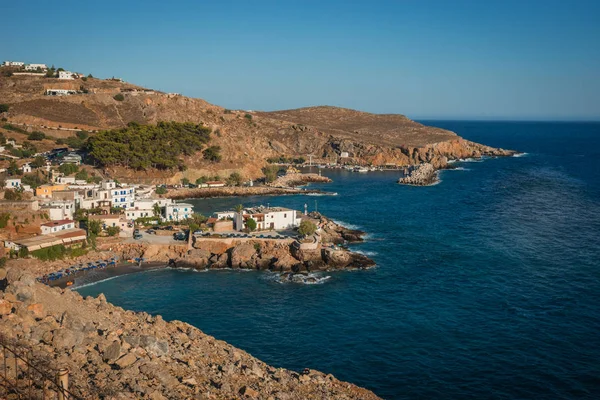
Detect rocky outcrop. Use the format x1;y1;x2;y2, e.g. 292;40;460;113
398;163;438;186
269;173;332;188
0;267;380;399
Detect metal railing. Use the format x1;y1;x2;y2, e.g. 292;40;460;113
0;334;82;400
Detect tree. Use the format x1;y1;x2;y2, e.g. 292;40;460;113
246;217;257;232
262;165;280;183
202;146;222;162
113;94;125;101
298;220;317;236
106;226;120;237
227;172;243;186
155;186;167;195
75;169;88;180
4;189;22;201
244;113;253;120
31;156;46;169
0;104;9;113
76;130;89;140
153;203;162;218
58;163;79;175
7;160;20;176
234;204;244;213
195;176;208;185
87;219;102;236
27;131;45;141
181;178;190;186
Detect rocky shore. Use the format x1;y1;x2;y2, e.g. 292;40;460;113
268;173;332;188
165;185;326;200
398;163;438;186
0;267;380;399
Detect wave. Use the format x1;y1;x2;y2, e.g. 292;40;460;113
274;273;332;285
451;167;470;171
353;249;378;257
72;275;122;290
459;158;483;163
512;152;529;158
306;192;338;196
330;219;362;230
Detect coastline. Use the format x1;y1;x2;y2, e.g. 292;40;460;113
164;185;331;200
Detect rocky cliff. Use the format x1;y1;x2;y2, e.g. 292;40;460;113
0;267;380;399
0;75;515;183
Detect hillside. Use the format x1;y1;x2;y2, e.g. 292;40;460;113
0;74;514;183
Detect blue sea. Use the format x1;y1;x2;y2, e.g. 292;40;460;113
78;121;600;399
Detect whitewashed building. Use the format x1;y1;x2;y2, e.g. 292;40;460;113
24;63;47;71
21;163;32;174
215;206;302;231
58;70;75;80
42;200;76;220
45;89;76;96
2;61;24;67
4;178;21;189
41;219;76;235
165;202;194;222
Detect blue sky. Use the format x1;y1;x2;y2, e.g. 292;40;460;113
2;0;599;120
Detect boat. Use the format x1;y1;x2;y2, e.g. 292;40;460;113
354;167;369;173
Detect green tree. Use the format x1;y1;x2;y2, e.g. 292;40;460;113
202;146;222;162
106;226;120;236
4;189;22;201
153;203;162;218
246;217;257;232
31;156;46;168
262;165;280;183
227;172;243;186
75;169;88;180
298;220;317;236
27;131;45;141
76;130;89;140
181;177;190;186
244;113;253;120
195;176;208;185
234;204;244;213
87;219;102;236
59;163;79;175
113;94;125;101
18;247;29;258
0;104;9;113
155;186;167;195
7;160;20;176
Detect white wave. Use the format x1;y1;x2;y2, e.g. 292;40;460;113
331;219;362;230
353;249;378;257
72;275;122;290
460;158;483;163
512;152;528;157
451;167;470;171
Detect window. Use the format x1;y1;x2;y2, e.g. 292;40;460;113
284;214;287;218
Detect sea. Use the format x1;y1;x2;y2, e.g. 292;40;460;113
78;121;600;399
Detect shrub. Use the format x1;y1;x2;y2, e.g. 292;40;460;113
18;247;29;258
113;94;125;101
227;172;243;186
3;189;22;201
0;104;9;113
244;113;252;120
75;169;88;180
224;109;232;114
0;214;10;228
262;165;280;183
202;146;222;162
88;122;212;170
155;186;167;195
27;131;46;141
298;220;317;236
106;226;120;237
59;163;79;175
81;76;87;82
246;218;257;232
31;155;46;168
76;130;89;140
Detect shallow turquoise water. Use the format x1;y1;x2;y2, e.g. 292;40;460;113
79;121;600;399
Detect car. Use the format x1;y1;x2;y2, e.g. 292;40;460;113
193;230;203;235
173;232;187;241
146;229;156;234
165;226;174;231
133;229;140;235
133;234;143;240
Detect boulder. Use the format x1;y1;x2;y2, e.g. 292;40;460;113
229;243;257;268
103;340;121;362
140;335;169;356
26;303;45;319
0;299;12;315
52;328;84;350
115;353;137;369
239;386;260;398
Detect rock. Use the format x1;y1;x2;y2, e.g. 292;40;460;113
182;377;197;386
52;329;84;350
398;163;438;186
103;340;121;362
26;303;45;319
239;386;260;398
115;353;137;369
0;299;12;315
229;243;257;268
140;335;169;356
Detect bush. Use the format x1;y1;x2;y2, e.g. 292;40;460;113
76;130;89;140
81;76;87;82
0;104;9;113
3;124;26;134
202;146;222;162
59;163;79;175
18;247;29;258
155;186;167;195
106;226;120;237
21;173;47;189
262;165;280;183
298;220;317;236
227;172;243;186
3;189;22;201
224;109;232;114
75;169;88;180
0;214;10;228
27;131;46;141
113;94;125;101
246;218;257;232
65;136;85;148
31;155;46;168
88;122;212;170
244;113;252;120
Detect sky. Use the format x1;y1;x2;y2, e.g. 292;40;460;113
2;0;599;120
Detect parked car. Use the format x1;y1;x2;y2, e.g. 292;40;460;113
165;226;174;231
173;232;187;241
146;229;156;234
133;234;143;240
193;230;203;235
133;229;140;235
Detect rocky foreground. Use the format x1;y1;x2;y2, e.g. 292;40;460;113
0;267;380;399
398;163;438;186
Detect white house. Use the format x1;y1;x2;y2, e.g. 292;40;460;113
55;175;76;185
4;178;21;189
61;153;82;165
41;200;76;221
45;88;76;96
206;181;226;188
41;219;76;235
21;163;32;174
24;63;47;71
340;151;349;158
2;61;24;67
217;206;302;231
165;202;194;222
58;70;75;80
